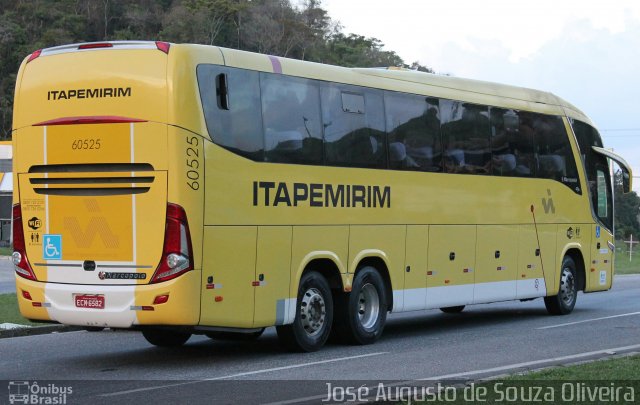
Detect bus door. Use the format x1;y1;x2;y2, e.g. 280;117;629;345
588;157;615;291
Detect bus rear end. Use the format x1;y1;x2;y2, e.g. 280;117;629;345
12;42;200;331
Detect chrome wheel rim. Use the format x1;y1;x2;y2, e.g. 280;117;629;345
357;283;380;330
559;267;576;307
300;287;326;336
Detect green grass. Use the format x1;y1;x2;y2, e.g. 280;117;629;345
407;356;640;404
0;293;38;326
615;242;640;274
0;246;11;256
506;355;640;380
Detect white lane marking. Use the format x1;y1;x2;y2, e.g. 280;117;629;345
263;343;640;405
99;351;388;397
537;311;640;330
422;343;640;380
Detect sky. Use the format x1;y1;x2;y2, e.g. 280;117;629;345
322;0;640;191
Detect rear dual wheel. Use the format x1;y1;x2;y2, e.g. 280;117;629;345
333;266;388;345
276;271;333;352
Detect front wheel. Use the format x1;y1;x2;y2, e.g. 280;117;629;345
276;271;333;352
544;256;578;315
142;329;191;347
333;266;388;345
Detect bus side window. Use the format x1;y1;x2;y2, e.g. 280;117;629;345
533;114;580;192
385;92;442;172
260;74;323;165
197;65;264;161
321;84;386;168
440;100;491;175
490;108;534;177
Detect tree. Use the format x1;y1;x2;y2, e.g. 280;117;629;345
0;0;436;139
614;170;640;240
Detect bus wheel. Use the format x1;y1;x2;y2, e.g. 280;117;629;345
334;266;387;345
276;271;333;352
544;256;578;315
142;329;191;347
440;306;465;314
206;328;265;341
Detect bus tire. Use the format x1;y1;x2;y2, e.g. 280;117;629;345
333;266;387;345
544;256;578;315
440;305;465;314
276;271;333;352
206;328;265;341
142;329;191;347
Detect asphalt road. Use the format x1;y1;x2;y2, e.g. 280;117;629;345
1;275;639;404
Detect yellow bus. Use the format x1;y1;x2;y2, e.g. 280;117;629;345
12;41;632;352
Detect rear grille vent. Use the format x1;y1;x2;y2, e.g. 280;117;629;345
28;163;156;196
33;187;150;196
30;177;154;185
29;163;154;173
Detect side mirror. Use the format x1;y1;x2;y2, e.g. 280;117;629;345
592;146;633;193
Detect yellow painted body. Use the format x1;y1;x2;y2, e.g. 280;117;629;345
11;42;617;330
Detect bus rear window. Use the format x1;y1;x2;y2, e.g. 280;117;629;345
197;65;264;161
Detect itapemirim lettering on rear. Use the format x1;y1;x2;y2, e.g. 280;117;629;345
47;87;131;100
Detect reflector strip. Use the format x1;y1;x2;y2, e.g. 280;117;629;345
268;55;282;74
130;306;154;311
78;43;113;50
27;49;42;63
155;41;170;54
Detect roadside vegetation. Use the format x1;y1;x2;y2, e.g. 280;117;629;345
615;245;640;274
0;293;37;326
0;0;433;140
406;356;640;404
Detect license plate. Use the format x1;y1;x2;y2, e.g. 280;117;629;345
74;294;105;309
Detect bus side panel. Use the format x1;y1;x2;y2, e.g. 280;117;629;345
587;224;614;291
254;226;292;327
290;226;349;299
426;225;476;308
517;225;557;298
134;272;201;326
167;127;205;271
474;225;518;303
402;225;429;312
200;226;256;327
349;225;405;308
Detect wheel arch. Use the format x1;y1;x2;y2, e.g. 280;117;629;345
354;255;393;312
562;246;586;291
292;252;346;299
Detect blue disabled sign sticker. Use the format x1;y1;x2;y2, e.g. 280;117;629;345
596;226;601;239
43;234;62;260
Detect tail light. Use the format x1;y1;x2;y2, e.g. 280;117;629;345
12;204;37;280
150;203;194;283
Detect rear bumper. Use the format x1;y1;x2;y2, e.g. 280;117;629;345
15;270;200;328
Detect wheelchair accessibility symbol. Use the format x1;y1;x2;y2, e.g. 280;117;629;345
43;234;62;260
